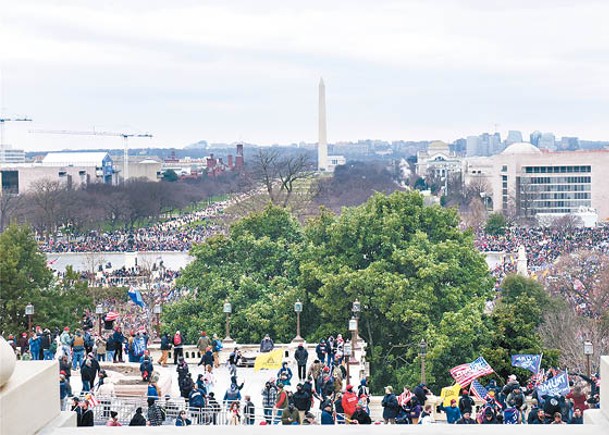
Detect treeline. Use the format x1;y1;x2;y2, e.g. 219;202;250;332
0;173;246;235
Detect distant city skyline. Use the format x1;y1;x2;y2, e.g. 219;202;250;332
2;0;609;151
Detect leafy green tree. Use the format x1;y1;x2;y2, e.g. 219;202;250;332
481;274;559;380
0;224;53;334
164;204;305;343
163;169;179;182
485;212;507;236
303;192;494;391
164;192;494;393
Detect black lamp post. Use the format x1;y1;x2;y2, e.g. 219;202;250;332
25;303;34;333
95;303;104;336
420;339;428;384
293;300;304;343
223;300;234;343
352;299;361;349
584;341;594;379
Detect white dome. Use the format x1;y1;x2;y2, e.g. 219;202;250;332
501;142;542;155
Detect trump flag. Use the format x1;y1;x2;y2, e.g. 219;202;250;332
511;354;542;374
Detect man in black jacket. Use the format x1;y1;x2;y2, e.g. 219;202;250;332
158;333;171;367
294;344;309;382
292;383;311;423
79;401;94;427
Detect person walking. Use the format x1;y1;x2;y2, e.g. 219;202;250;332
261;380;278;424
158;332;171;367
243;395;256;425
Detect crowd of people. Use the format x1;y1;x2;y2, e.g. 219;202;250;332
37;192;259;253
6;322;601;427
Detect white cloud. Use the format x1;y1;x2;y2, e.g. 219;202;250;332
1;0;609;149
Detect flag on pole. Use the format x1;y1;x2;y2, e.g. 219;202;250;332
254;349;283;371
449;356;494;387
511;354;542;374
536;371;570;397
128;286;145;308
440;383;461;407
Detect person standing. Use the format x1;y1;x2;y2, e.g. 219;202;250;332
196;331;211;356
261;380;278;424
381;386;399;424
106;411;121;426
243;395;256;425
79;400;95;427
260;334;274;353
95;335;107;362
71;330;86;371
128;407;147;426
342;385;358;423
158;332;171;367
112;327;125;363
293;383;311;424
274;383;289;424
211;334;223;368
147;398;164;426
173;331;184;365
294;344;309;382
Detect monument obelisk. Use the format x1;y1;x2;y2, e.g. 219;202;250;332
318;77;328;172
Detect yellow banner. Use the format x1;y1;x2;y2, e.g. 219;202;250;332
440;383;461;407
254;349;284;371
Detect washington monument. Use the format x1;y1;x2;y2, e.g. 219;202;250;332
318;77;328;172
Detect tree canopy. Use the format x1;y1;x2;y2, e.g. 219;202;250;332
165;191;496;391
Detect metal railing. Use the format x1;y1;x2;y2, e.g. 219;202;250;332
91;396;340;426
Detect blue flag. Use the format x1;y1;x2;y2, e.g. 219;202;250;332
511;354;542;374
536;371;570;397
128;287;145;308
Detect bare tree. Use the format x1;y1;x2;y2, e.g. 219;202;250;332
28;178;66;239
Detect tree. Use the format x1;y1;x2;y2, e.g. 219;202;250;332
0;224;54;334
485;212;506;236
481;275;559;380
163;169;179;182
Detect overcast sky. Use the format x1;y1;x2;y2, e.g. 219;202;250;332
1;0;609;151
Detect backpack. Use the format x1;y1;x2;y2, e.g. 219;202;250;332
173;334;182;346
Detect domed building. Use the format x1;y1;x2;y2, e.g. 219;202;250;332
416;141;462;183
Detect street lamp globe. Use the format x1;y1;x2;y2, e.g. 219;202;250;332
223;300;232;314
349;317;357;332
584;341;594;356
95;303;104;315
294;300;303;313
352;299;361;315
25;303;34;316
344;341;353;357
419;339;428;356
153;305;162;315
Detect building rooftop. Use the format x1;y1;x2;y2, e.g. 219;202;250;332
42;152;110;166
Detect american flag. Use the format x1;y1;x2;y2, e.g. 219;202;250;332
450;356;494;387
470;380;488;402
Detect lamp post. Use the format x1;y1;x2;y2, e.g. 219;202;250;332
352;299;361;349
419;339;428;384
344;340;352;385
153;304;162;339
223;300;234;343
95;303;104;336
584;341;594;379
25;303;34;333
292;300;304;343
348;317;358;364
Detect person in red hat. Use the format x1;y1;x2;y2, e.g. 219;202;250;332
342;385;358;423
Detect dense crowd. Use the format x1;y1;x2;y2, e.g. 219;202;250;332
5;323;601;427
37;193;256;253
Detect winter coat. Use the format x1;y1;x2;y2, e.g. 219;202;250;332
295;346;309;365
381;393;399;420
293;389;311;411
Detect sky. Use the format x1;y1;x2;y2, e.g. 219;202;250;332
1;0;609;151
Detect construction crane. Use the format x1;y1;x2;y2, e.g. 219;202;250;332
30;129;152;182
1;117;32;160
